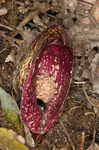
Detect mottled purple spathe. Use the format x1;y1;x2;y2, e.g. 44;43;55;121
21;27;73;134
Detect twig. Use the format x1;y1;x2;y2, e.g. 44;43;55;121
91;114;98;146
83;85;96;107
59;120;75;150
0;48;7;54
0;23;14;31
88;13;99;28
84;111;95;116
16;1;51;31
0;30;23;44
80;132;85;150
69;106;80;114
88;116;97;149
74;81;86;85
17;10;39;30
83;85;98;149
15;1;24;6
92;126;96;146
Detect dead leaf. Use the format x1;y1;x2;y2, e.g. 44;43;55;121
87;143;99;150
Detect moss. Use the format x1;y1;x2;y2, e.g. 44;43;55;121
4;110;22;134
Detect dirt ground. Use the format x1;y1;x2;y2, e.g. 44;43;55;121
0;0;99;150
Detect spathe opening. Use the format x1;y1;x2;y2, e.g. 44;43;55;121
37;98;46;112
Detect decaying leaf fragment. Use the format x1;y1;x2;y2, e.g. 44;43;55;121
0;128;28;150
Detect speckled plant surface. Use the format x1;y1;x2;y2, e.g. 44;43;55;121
18;25;73;134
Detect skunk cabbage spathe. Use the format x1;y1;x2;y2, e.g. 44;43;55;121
16;25;73;134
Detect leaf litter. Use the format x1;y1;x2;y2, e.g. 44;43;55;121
0;0;99;150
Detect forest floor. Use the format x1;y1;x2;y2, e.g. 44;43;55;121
0;0;99;150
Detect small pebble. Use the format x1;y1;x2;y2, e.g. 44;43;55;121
0;8;8;16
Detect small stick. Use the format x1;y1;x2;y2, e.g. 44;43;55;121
0;48;7;54
0;23;14;31
83;85;96;107
17;1;51;31
0;30;23;44
59;120;75;150
88;13;99;28
17;9;39;30
74;81;86;85
80;132;85;150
